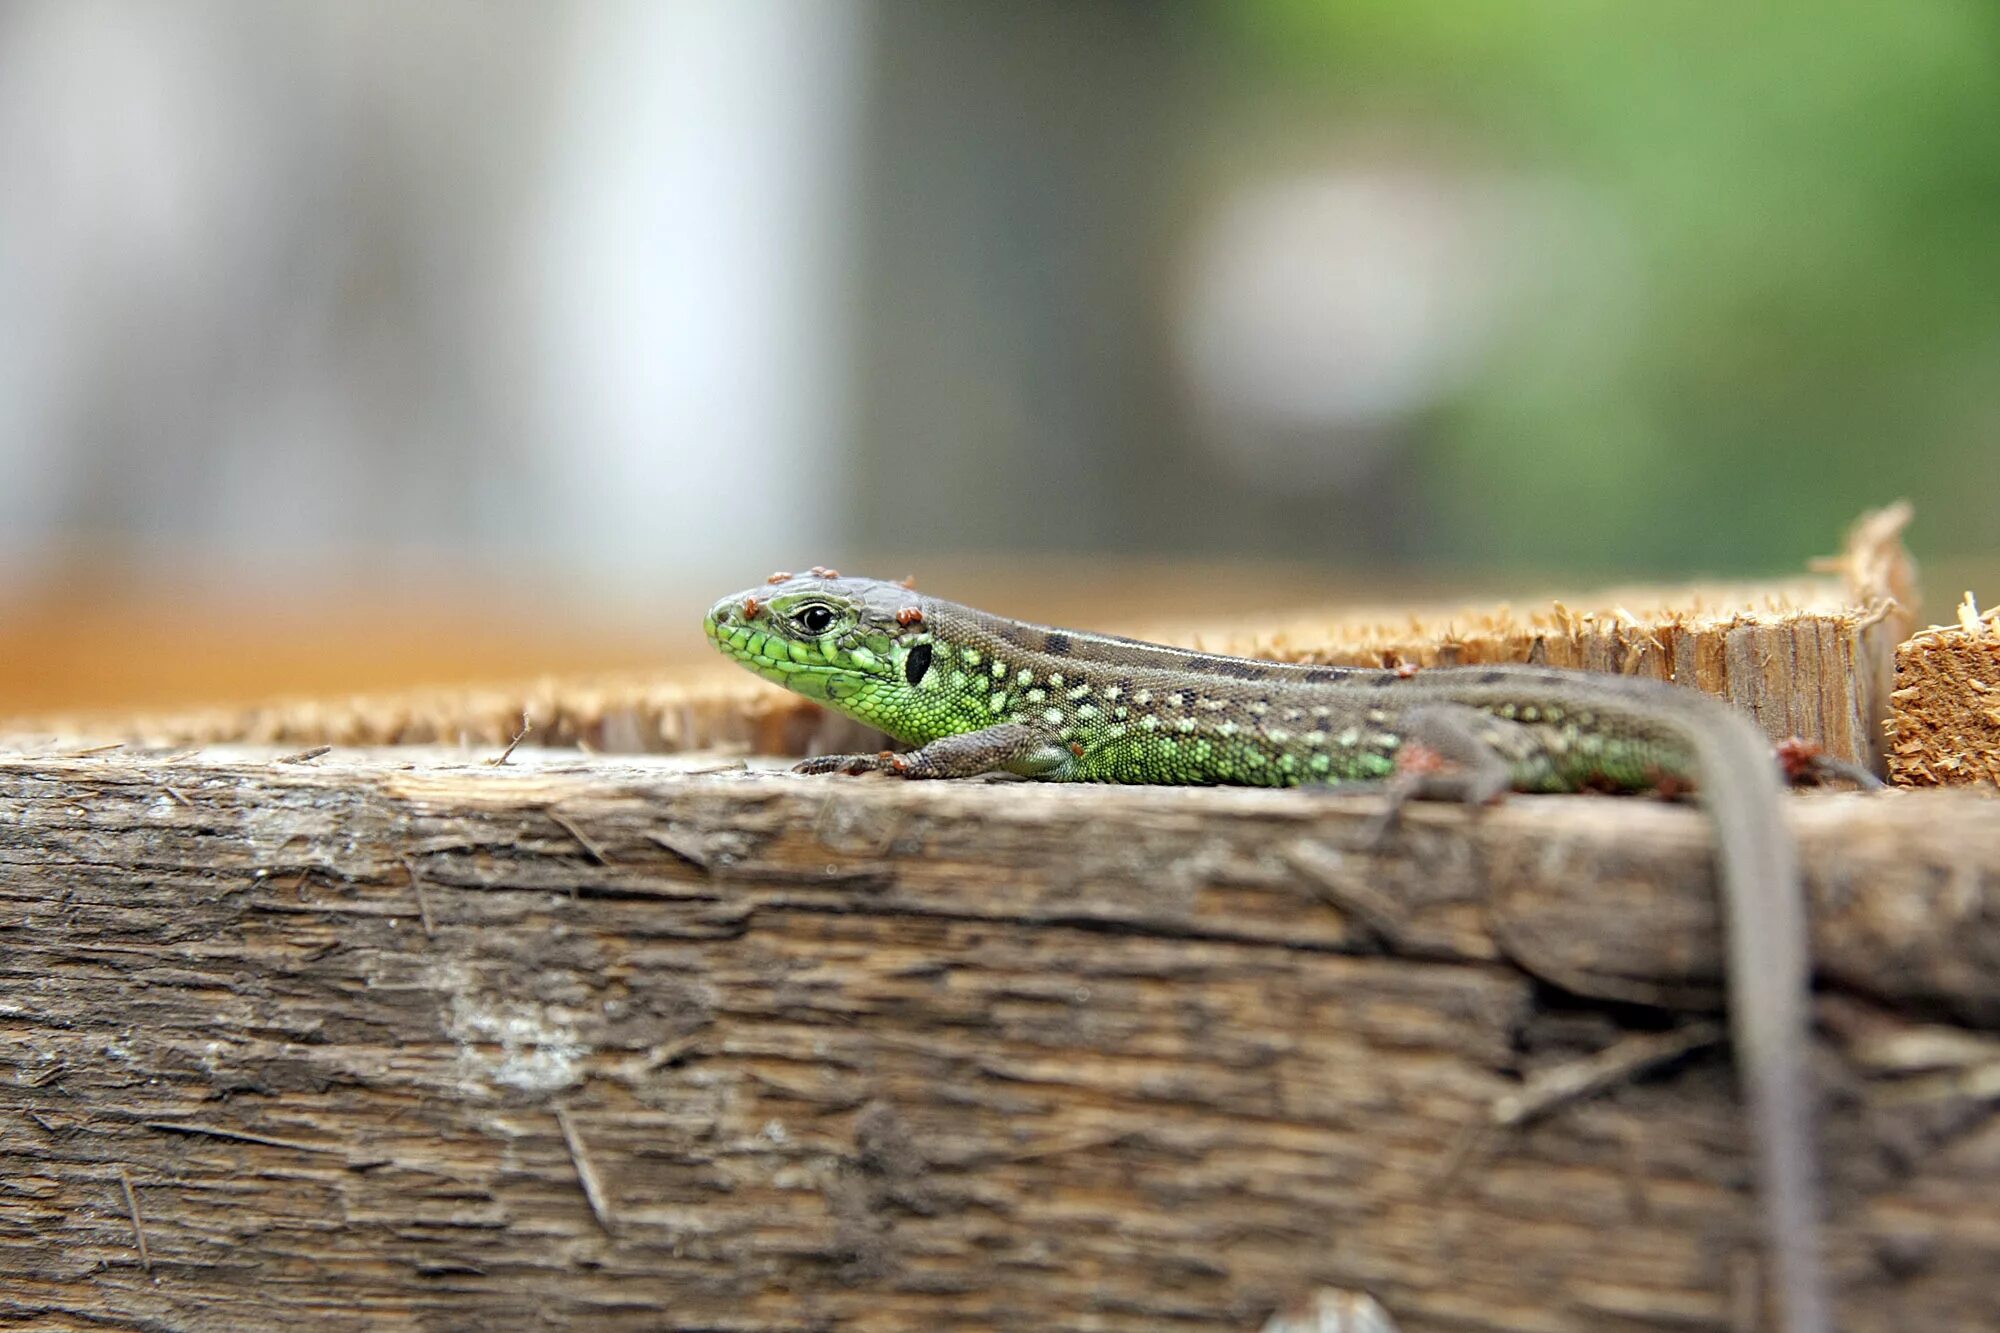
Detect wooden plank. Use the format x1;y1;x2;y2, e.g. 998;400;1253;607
1;745;1995;1331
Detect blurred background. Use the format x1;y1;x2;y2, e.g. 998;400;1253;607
2;0;1995;716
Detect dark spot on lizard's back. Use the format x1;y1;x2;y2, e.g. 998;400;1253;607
1302;667;1344;685
1478;670;1507;684
1043;631;1071;656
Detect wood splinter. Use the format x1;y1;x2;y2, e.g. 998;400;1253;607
117;1165;152;1276
554;1106;614;1235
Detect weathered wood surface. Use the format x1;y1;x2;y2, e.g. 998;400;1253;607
3;746;1998;1332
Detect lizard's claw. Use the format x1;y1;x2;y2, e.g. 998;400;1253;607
1360;776;1421;852
793;750;909;777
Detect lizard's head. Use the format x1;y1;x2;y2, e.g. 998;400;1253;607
703;569;936;709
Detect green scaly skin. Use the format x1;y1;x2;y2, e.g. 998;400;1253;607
704;571;1832;1333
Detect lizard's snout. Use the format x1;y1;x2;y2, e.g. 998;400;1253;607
705;592;757;633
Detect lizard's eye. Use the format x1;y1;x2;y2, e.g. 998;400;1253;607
794;603;836;635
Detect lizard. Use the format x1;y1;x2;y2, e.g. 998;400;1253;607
704;568;1840;1333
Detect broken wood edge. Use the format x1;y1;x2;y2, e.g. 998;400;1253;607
0;589;1901;768
0;505;1921;772
1889;590;2000;789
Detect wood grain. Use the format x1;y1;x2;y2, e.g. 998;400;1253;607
2;745;1997;1331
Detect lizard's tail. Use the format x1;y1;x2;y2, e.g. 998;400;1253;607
1678;701;1829;1333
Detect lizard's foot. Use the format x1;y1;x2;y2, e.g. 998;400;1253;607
793;750;910;777
1355;727;1514;851
1775;738;1886;790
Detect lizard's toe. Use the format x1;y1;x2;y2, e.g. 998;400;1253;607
794;754;881;776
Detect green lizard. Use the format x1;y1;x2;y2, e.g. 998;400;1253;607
704;568;1838;1333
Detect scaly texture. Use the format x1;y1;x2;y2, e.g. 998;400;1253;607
706;570;1830;1333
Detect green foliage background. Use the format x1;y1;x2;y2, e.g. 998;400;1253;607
1223;1;2000;569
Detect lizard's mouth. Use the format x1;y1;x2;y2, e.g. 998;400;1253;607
703;606;853;703
704;610;794;678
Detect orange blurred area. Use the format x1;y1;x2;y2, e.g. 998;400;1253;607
21;550;1975;724
0;555;1420;720
0;563;690;719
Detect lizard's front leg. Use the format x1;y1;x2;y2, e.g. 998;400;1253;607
795;722;1071;779
1357;703;1538;846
